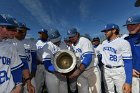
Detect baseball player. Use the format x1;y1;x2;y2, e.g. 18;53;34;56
48;29;71;93
16;22;36;93
0;14;23;93
35;29;51;93
64;36;73;51
36;28;66;93
67;28;95;93
100;23;133;93
3;15;35;93
91;37;102;93
124;15;140;93
82;34;102;93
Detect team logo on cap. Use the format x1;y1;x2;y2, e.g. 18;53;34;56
112;26;114;28
128;17;133;22
52;34;55;38
68;30;71;34
41;29;44;31
13;19;18;24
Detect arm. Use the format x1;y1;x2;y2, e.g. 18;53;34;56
21;56;35;93
122;59;133;93
43;58;56;72
20;56;29;70
122;40;133;93
11;67;22;93
123;59;133;84
31;51;37;77
81;53;93;68
69;53;93;79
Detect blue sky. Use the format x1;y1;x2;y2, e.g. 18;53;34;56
0;0;140;39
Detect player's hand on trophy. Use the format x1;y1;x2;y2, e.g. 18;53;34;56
68;68;81;79
133;69;140;77
122;83;132;93
69;64;85;79
27;81;35;93
11;84;22;93
54;71;66;78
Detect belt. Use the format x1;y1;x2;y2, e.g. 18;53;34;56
105;65;123;68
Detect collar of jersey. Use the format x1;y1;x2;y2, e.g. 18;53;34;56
107;36;119;43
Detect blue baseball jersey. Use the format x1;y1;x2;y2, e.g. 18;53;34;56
125;33;140;72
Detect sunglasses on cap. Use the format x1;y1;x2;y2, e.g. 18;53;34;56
5;26;17;31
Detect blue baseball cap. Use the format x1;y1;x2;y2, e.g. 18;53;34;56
38;29;48;35
64;36;69;41
48;29;61;43
135;0;140;7
82;33;92;41
18;22;30;30
0;14;17;27
67;28;78;37
123;15;140;26
92;37;100;41
101;24;119;32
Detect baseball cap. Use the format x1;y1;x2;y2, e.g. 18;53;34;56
67;28;78;37
82;33;92;41
123;15;140;26
101;24;119;32
0;14;17;27
18;22;30;30
92;37;100;41
38;29;48;35
135;0;140;7
48;29;61;43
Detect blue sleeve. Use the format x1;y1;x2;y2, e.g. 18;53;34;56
20;57;29;70
123;59;133;84
31;51;37;73
81;53;93;68
43;59;56;72
11;67;22;85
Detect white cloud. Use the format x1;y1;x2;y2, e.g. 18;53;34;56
18;0;53;27
18;0;71;31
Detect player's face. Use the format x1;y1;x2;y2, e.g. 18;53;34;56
104;30;113;39
0;26;17;39
69;33;79;44
0;26;8;39
127;24;140;35
16;29;27;40
7;31;17;39
92;40;100;46
39;32;48;40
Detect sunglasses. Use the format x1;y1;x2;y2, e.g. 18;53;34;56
5;26;17;31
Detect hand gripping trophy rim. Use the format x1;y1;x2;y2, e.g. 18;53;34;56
54;49;77;73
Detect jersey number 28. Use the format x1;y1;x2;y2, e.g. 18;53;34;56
109;55;117;61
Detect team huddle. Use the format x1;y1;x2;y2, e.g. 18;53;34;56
0;13;140;93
